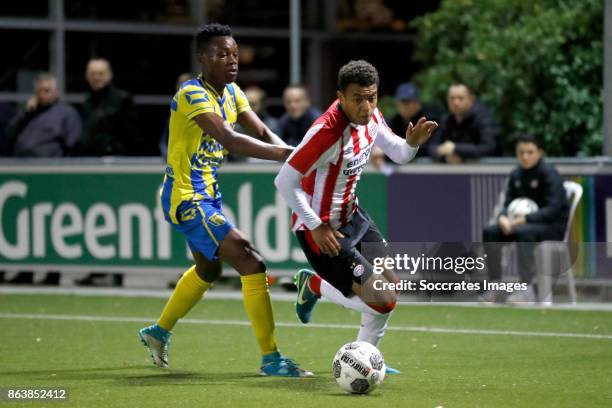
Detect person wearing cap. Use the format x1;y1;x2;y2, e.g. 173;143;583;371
388;82;441;157
427;83;500;163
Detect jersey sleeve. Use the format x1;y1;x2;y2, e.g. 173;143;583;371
232;84;252;115
373;109;418;164
177;84;216;120
286;123;341;176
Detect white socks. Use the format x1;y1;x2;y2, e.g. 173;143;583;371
357;311;392;348
318;278;392;348
319;279;380;315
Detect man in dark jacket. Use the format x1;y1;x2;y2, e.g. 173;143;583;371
482;134;569;302
6;73;81;157
79;58;139;156
278;85;320;147
0;102;16;156
428;83;500;163
388;82;440;157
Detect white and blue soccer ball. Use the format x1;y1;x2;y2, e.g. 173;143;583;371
507;197;539;218
332;341;386;394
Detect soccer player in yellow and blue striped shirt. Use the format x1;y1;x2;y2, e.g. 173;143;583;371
139;23;312;377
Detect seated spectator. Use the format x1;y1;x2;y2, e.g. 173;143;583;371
78;58;139;156
369;145;393;175
0;102;17;156
388;82;441;157
244;86;278;135
160;72;192;161
278;85;320;147
482;134;569;303
337;0;407;32
5;73;81;157
230;85;280;162
428;83;500;163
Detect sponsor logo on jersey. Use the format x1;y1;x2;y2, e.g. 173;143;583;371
208;213;227;226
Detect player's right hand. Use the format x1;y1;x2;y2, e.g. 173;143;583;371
311;223;344;257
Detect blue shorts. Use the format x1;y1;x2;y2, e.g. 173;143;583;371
169;199;234;260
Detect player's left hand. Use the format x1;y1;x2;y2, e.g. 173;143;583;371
406;117;438;148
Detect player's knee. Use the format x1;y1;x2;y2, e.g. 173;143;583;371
195;262;222;282
367;300;396;314
238;238;266;275
254;259;266;274
382;287;398;305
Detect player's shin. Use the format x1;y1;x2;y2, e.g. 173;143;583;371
157;265;212;331
357;310;393;348
241;273;278;355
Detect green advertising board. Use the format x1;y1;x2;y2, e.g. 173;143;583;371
0;164;388;274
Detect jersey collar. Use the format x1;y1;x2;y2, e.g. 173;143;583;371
198;75;227;105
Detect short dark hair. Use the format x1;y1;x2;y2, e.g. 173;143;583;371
449;82;474;95
283;84;309;98
337;60;379;92
516;134;542;149
195;23;232;53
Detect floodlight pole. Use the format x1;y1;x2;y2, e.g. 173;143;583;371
605;0;612;156
49;0;65;98
290;0;301;85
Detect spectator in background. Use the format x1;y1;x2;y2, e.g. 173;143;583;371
230;85;280;162
5;73;81;157
78;58;140;156
278;85;320;147
428;83;500;163
482;134;568;303
244;86;278;135
369;145;394;175
388;82;441;157
160;72;192;160
0;102;17;156
337;0;407;32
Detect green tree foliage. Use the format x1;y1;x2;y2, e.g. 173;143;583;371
411;0;603;156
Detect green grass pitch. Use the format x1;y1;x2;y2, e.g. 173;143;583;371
1;293;611;407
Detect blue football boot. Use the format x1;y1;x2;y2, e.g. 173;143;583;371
294;269;320;324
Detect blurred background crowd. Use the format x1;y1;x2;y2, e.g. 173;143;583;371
0;0;605;163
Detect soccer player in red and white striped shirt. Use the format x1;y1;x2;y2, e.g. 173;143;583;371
275;60;437;373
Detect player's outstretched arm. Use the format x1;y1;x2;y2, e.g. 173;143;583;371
375;111;437;164
194;112;293;162
237;110;287;146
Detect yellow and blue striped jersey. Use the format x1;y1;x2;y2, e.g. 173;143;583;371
161;76;251;224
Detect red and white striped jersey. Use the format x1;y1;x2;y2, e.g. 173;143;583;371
286;100;399;230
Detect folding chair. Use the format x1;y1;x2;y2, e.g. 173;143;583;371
536;181;582;305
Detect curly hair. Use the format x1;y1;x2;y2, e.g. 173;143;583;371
195;23;233;53
337;60;379;91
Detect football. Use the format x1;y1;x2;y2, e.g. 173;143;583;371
332;341;386;394
507;197;539;218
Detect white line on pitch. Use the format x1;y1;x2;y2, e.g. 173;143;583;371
3;287;612;312
0;312;610;340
